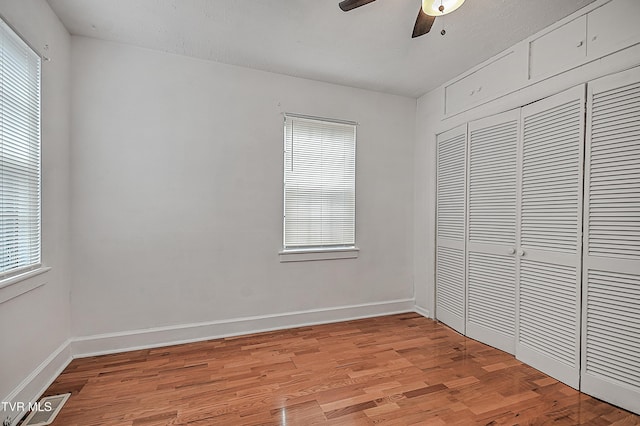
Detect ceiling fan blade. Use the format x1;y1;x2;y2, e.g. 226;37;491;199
412;7;436;38
339;0;376;12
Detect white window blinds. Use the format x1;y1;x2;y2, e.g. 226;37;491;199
284;114;356;249
0;19;41;277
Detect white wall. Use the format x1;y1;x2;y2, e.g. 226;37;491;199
414;39;640;314
70;37;416;344
0;0;71;421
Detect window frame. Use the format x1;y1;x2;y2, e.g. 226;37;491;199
0;17;43;283
280;113;358;262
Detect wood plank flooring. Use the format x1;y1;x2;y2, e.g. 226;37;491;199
37;313;639;425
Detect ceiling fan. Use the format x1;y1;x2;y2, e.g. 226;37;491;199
339;0;466;38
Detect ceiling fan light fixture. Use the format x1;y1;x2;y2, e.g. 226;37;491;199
422;0;466;16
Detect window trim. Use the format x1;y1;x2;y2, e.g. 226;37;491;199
0;16;43;280
282;113;358;258
0;266;51;304
279;247;359;263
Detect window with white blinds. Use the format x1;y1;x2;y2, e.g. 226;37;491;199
0;19;41;278
283;114;356;250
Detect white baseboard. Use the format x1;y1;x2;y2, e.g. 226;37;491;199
0;339;72;426
414;305;431;318
72;298;416;358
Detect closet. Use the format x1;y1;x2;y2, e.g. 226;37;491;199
435;67;640;414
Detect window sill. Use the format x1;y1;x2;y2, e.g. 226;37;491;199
0;266;51;304
279;247;359;262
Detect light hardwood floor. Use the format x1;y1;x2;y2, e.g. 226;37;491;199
36;313;639;425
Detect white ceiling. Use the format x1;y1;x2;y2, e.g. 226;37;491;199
47;0;596;98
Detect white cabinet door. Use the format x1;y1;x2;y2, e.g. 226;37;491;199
587;0;640;60
516;85;585;389
436;124;467;334
529;15;587;80
582;66;640;415
444;48;526;116
466;110;520;354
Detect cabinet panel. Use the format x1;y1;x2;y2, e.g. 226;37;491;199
467;250;516;353
468;117;518;246
436;246;465;333
444;49;525;116
529;15;586;80
437;128;466;242
587;0;640;60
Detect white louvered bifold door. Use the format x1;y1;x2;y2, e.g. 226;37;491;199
436;124;467;334
466;110;519;354
516;85;585;389
581;66;640;414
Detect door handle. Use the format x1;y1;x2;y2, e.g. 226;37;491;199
518;249;525;257
508;248;516;255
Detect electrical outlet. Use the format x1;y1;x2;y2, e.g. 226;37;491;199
3;416;12;426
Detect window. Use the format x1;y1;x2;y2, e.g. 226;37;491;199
0;19;42;279
283;114;356;253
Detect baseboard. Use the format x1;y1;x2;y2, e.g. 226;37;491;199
72;298;416;358
414;305;431;318
0;339;72;426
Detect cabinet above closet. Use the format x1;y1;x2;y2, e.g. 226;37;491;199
443;0;640;117
529;0;640;80
444;49;527;116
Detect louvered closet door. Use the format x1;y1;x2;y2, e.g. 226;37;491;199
582;66;640;415
516;85;585;389
436;124;467;334
467;110;519;354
